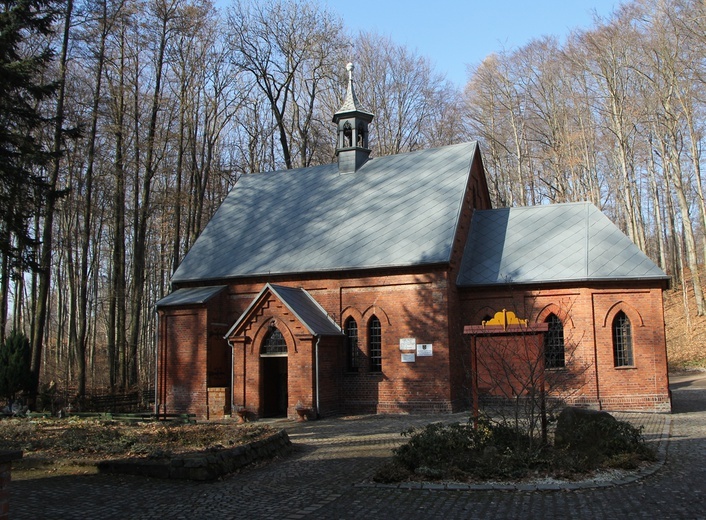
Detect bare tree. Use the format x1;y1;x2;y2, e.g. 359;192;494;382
31;0;75;398
228;0;344;170
354;31;463;156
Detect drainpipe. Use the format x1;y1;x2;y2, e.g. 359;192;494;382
590;304;601;410
154;311;159;417
227;338;235;416
315;335;321;418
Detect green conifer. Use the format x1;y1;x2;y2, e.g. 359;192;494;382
0;0;59;270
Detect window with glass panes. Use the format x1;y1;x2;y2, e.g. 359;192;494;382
612;311;633;367
345;318;360;371
369;316;381;372
544;314;565;368
261;327;287;356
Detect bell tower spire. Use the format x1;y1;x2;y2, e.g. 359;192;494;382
333;63;374;173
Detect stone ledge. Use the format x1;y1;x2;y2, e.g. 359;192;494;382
97;430;291;481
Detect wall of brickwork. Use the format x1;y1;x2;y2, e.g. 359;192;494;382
316;336;343;416
459;282;670;412
224;270;457;418
160;273;669;419
158;308;209;419
446;155;491;409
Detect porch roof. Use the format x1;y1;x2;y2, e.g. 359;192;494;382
155;285;226;308
225;284;343;338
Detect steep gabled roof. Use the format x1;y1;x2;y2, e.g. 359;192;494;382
224;284;343;338
172;142;478;283
457;202;669;286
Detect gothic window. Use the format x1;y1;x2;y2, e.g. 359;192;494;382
345;318;360;372
612;311;634;367
369;316;382;372
544;313;565;369
261;326;287;356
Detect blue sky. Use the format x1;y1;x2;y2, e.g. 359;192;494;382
323;0;622;87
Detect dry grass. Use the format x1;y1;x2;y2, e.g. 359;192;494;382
0;417;275;479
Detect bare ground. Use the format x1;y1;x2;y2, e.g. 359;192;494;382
0;418;276;479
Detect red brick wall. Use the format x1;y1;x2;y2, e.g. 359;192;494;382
225;272;456;418
230;294;317;419
316;336;343;416
460;283;670;412
161;275;669;418
158;309;208;419
446;154;492;409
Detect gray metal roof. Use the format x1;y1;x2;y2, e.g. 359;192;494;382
225;284;343;338
155;285;226;308
172;142;478;283
457;202;669;286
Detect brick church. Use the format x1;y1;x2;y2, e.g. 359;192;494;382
156;65;671;420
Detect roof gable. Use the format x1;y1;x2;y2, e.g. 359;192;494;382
225;284;342;339
172;142;478;283
457;202;668;286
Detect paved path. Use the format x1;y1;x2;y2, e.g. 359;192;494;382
11;371;706;519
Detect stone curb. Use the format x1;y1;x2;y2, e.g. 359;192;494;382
357;415;672;492
97;429;292;481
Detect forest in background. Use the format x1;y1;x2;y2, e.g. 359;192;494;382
1;0;704;400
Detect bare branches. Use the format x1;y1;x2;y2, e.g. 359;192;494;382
465;0;706;316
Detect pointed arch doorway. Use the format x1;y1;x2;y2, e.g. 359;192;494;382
260;326;288;417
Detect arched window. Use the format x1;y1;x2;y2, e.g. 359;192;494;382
357;123;366;147
345;318;360;372
261;326;287;356
612;311;633;367
342;121;352;147
369;316;382;372
544;313;565;369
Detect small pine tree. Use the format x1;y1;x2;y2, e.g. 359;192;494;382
0;330;35;408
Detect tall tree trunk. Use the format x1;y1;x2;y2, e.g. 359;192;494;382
671;166;705;315
172;83;187;274
107;26;127;390
0;246;8;342
30;0;74;396
648;140;668;272
75;0;109;397
127;4;170;387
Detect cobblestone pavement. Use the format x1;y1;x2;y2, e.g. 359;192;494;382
11;371;706;519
